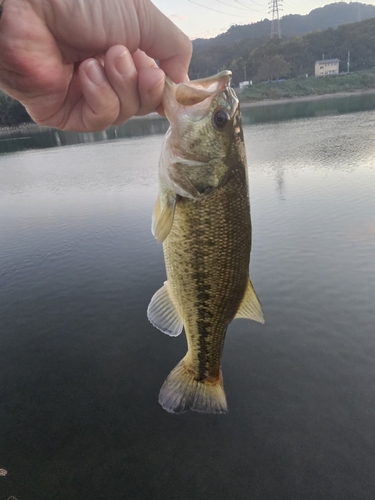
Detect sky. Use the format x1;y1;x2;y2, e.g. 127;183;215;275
153;0;375;39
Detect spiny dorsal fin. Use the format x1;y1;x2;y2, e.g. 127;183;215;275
147;281;183;337
151;195;176;243
235;279;265;324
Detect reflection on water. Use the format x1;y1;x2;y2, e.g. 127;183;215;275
242;92;375;124
0;115;169;155
0;102;375;499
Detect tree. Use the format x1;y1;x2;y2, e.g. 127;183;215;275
256;55;290;82
227;58;247;85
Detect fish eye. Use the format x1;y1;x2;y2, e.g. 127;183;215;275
213;109;230;130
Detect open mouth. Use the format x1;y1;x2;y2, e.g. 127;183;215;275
175;71;233;106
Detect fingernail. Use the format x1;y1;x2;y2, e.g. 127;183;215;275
115;50;133;76
85;60;106;86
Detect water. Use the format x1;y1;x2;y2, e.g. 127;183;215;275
1;98;375;499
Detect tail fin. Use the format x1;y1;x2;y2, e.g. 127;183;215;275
158;359;227;414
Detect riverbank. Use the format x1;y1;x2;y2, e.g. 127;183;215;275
240;70;375;105
240;88;375;108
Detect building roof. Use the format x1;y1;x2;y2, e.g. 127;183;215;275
315;59;340;64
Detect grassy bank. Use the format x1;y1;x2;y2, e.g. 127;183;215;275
240;70;375;102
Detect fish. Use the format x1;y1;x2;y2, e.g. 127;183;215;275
147;71;264;414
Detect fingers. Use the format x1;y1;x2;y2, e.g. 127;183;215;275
102;45;140;125
21;44;167;131
76;58;122;131
132;50;165;117
7;39;169;132
0;0;190;132
73;45;165;130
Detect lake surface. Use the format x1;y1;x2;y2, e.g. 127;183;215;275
1;98;375;499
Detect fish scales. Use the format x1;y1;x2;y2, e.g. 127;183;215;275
148;71;264;414
164;165;251;382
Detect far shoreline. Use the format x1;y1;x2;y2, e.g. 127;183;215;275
2;88;375;135
239;87;375;108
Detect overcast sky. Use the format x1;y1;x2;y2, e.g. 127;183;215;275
153;0;375;39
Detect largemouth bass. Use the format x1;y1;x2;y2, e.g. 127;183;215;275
148;71;264;414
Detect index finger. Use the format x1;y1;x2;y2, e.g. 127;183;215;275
136;0;192;83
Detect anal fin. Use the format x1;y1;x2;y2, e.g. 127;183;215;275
235;279;265;324
147;281;183;337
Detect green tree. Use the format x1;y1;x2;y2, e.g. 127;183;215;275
256;55;290;82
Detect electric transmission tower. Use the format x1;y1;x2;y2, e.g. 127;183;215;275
269;0;283;39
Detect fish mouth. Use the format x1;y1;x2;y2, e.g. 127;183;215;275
174;71;232;106
163;71;238;123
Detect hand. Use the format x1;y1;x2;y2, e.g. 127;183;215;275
0;0;192;131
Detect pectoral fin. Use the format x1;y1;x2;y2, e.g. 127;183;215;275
235;279;265;324
147;282;184;337
151;195;176;243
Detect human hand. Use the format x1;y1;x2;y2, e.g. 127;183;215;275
0;0;192;131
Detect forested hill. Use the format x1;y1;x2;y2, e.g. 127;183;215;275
189;14;375;83
242;17;375;82
193;2;375;52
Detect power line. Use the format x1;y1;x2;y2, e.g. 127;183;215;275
217;0;255;11
235;0;267;11
188;0;248;17
283;0;305;14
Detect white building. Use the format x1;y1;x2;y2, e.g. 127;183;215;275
315;59;340;76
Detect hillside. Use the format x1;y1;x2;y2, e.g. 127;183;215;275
238;17;375;84
193;2;375;52
190;2;375;80
190;11;375;83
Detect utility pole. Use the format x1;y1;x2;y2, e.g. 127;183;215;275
269;0;283;39
347;50;350;73
243;60;247;82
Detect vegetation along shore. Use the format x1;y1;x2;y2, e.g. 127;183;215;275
239;71;375;105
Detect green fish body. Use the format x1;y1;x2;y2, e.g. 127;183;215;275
148;72;264;414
